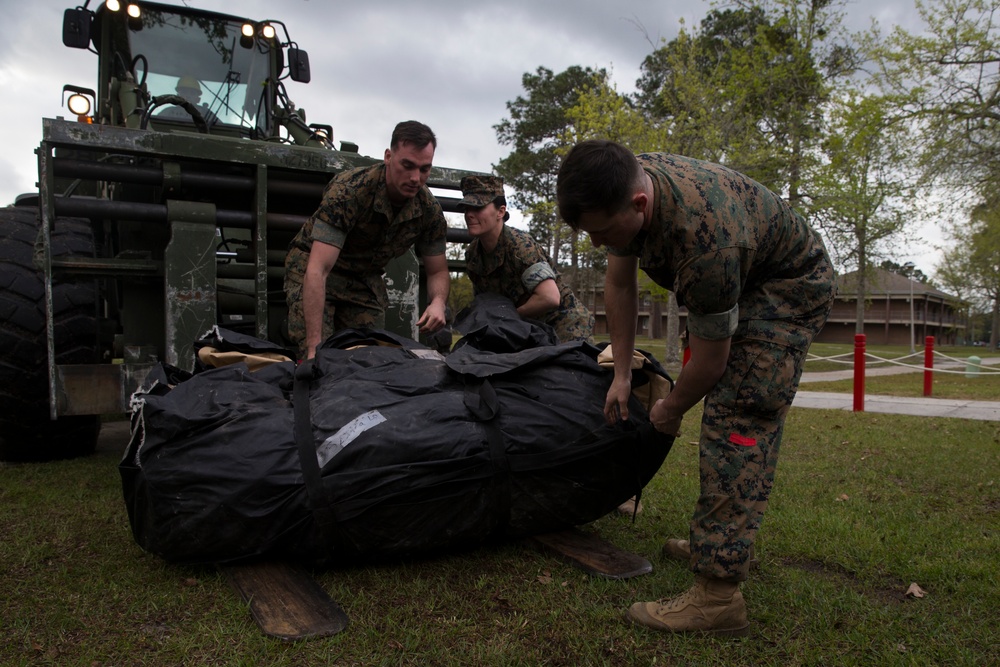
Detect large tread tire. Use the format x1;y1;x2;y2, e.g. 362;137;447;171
0;206;101;461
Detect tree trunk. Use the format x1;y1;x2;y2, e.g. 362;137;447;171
854;273;866;335
570;228;580;293
664;293;680;364
991;294;1000;350
551;221;561;266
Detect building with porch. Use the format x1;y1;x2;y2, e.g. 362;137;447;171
814;269;966;346
581;268;966;346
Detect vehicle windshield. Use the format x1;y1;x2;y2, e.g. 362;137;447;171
116;7;272;130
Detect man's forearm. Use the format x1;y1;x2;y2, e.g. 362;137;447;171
302;272;326;353
606;277;638;381
425;266;449;308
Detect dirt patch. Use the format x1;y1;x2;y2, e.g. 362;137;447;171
781;556;909;605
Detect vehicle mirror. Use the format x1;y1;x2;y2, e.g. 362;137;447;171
63;8;92;49
288;48;311;83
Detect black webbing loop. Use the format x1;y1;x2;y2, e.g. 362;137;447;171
463;377;510;537
293;361;336;533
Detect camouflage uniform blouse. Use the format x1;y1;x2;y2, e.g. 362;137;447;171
466;226;593;342
609;154;834;350
287;163;447;308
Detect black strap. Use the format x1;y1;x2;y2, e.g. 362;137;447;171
293;361;336;534
627;425;676;523
463;377;510;538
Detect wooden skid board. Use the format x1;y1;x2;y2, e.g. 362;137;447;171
224;561;348;640
528;528;652;580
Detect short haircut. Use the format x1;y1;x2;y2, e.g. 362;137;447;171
391;120;437;151
557;139;643;228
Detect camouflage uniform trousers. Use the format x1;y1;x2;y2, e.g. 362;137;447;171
546;306;595;344
689;300;833;582
284;247;385;358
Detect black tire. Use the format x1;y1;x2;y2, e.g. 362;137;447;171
0;206;101;461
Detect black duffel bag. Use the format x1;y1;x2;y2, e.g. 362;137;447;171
120;295;674;565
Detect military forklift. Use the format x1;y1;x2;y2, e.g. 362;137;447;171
0;1;479;461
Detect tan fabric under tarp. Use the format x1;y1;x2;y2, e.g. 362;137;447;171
597;345;672;412
196;347;291;372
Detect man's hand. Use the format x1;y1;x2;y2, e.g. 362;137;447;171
420;254;449;334
649;398;682;436
604;375;632;425
416;300;446;333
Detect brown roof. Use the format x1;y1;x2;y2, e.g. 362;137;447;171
835;269;955;300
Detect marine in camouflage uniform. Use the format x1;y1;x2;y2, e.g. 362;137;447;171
557;140;835;635
284;161;447;356
619;152;835;580
466;226;593;342
459;180;591;345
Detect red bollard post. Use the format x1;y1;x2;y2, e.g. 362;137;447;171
853;334;866;412
924;336;934;397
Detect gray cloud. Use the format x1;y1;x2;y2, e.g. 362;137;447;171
1;0;938;267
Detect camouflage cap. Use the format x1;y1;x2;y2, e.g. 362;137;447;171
458;175;505;209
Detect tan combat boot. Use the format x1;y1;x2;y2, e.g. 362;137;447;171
616;495;643;516
662;538;759;570
626;576;749;636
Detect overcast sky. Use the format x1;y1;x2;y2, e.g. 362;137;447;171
0;0;943;272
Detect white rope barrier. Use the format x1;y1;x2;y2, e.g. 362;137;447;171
920;366;1000;375
803;340;998;410
806;350;1000;374
806;352;854;362
862;353;928;370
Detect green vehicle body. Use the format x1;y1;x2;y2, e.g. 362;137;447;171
1;1;478;460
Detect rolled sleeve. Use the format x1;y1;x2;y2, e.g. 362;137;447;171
521;261;556;292
687;304;739;340
311;218;347;248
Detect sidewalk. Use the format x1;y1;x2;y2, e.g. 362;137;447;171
794;356;1000;421
793;391;1000;421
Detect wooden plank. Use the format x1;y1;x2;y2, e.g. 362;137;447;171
528;528;653;580
223;561;348;640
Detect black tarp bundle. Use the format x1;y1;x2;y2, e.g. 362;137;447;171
120;295;674;565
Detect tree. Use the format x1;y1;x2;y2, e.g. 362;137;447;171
869;0;1000;196
555;74;668;293
733;0;858;205
635;1;857;203
494;65;607;270
935;245;981;344
634;23;731;161
809;93;919;333
940;198;1000;347
868;0;1000;343
561;74;668;152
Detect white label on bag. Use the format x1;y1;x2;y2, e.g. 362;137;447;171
316;409;387;467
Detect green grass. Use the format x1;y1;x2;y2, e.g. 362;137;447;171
2;408;999;666
806;367;1000;400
